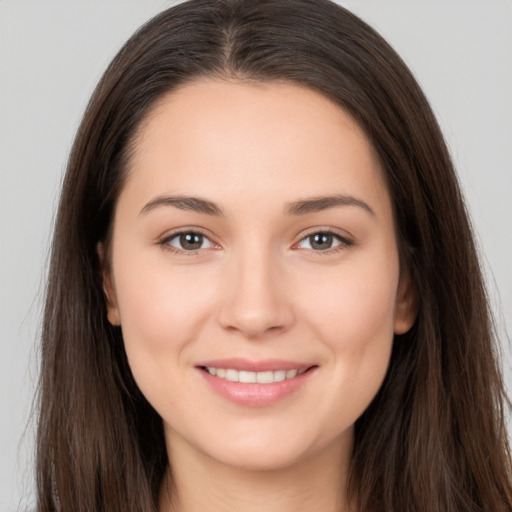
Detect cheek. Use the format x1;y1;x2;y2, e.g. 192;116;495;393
111;251;217;379
295;255;398;414
298;254;398;340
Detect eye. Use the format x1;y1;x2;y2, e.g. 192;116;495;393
163;231;216;252
296;231;351;252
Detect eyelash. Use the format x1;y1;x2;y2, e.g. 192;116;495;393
294;229;353;255
158;228;353;256
159;229;216;256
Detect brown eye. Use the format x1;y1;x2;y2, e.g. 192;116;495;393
166;231;215;252
179;233;204;250
297;231;350;252
309;233;335;250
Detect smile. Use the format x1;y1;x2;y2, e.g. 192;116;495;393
197;360;317;407
203;367;308;383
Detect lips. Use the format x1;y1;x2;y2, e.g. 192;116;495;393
197;358;312;372
196;358;317;406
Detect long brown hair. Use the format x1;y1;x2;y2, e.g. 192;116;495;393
37;1;512;510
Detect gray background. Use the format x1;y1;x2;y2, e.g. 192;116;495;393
1;1;510;509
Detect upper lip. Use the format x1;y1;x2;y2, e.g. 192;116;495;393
196;358;314;372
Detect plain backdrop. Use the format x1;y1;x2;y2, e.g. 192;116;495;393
1;1;511;509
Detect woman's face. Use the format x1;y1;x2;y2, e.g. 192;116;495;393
104;80;416;471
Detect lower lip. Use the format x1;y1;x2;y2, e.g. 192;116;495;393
198;367;316;407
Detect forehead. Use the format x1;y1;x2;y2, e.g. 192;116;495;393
121;79;390;217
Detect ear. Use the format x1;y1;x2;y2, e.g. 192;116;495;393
97;242;121;326
394;267;418;335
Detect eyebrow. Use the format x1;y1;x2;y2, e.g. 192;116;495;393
139;194;374;217
140;195;224;216
284;195;375;216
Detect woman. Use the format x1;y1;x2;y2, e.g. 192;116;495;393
36;0;512;511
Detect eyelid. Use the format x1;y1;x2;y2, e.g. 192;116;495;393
156;226;354;256
158;227;220;255
293;227;354;253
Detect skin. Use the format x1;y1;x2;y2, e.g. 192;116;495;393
102;80;417;512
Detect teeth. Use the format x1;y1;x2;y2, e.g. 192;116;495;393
225;369;239;382
239;371;256;383
273;370;286;382
205;367;307;383
256;371;273;384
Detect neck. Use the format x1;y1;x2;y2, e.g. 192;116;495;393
159;430;354;512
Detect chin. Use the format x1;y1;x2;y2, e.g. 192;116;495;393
224;445;309;471
183;422;353;474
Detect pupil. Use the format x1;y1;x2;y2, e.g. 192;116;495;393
180;233;203;250
311;233;332;250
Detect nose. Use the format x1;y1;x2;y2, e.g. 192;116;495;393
216;247;295;339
